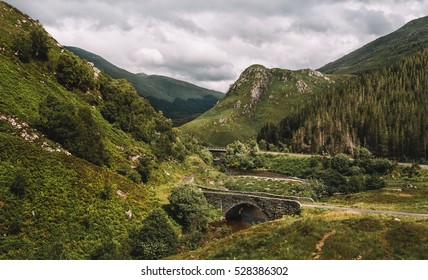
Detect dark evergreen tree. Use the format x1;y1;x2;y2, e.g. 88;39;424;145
258;48;428;161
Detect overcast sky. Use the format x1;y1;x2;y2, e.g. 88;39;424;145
6;0;428;91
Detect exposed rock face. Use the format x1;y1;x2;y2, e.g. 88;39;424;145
249;67;271;105
296;80;311;94
227;65;272;102
226;65;272;117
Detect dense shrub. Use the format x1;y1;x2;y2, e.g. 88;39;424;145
98;74;176;160
293;179;329;200
331;154;351;174
56;53;94;91
12;34;31;62
168;185;209;232
129;208;178;260
9;172;28;198
225;141;256;170
11;27;50;62
365;175;387;190
30;27;50;60
38;95;110;166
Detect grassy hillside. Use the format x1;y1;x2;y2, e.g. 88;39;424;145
180;65;343;146
0;129;154;259
0;1;195;259
175;209;428;260
319;16;428;74
66;46;224;123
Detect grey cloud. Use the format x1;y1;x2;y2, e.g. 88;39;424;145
5;0;428;92
344;8;397;36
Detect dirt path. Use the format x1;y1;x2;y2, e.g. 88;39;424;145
397;162;428;170
313;229;336;259
301;204;428;218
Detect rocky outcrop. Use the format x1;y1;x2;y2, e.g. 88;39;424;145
0;114;71;155
296;79;311;94
226;65;272;117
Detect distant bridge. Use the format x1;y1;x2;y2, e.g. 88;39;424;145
206;147;227;153
198;186;301;221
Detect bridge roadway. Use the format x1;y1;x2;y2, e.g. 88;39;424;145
206;147;227;153
198;186;302;220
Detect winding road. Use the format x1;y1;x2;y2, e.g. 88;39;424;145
185;172;428;219
300;203;428;218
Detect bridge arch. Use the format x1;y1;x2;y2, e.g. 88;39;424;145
199;187;301;221
225;202;268;223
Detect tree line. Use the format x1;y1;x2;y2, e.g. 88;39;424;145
258;48;428;161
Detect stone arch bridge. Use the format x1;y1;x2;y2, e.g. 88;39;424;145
198;186;302;220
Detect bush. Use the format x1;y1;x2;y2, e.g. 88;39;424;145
348;175;366;193
365;176;386;190
366;158;395;175
180;230;204;251
90;239;119;260
30;27;50;60
313;169;347;195
56;53;94;91
402;163;421;178
168;185;209;232
129;208;178;260
38;95;110;166
9;173;28;198
136;157;153;183
225;141;256;170
331;154;351;174
354;147;373;160
293;179;329;201
12;34;31;62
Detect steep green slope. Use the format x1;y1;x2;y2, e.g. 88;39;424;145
0;129;155;259
66;46;224;122
319;16;428;74
0;0;181;169
175;210;428;260
0;1;189;259
180;65;341;146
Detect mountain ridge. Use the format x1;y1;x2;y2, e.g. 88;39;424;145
319;15;428;74
66;46;224;123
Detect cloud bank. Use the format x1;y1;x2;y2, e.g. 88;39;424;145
6;0;428;91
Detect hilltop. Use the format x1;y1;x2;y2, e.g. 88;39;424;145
180;65;342;146
319;15;428;74
67;46;224;124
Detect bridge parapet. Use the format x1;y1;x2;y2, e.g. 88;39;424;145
206;147;227;153
198;186;314;203
200;188;301;220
